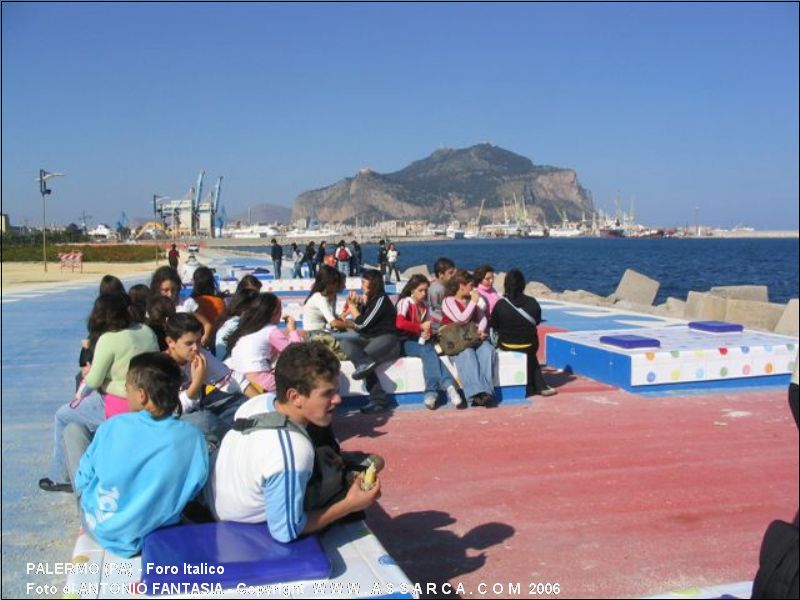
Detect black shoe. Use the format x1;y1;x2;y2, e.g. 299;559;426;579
360;401;391;415
470;394;487;407
352;361;377;381
471;393;496;408
38;478;73;493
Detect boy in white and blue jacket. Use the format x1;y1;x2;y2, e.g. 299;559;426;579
71;352;209;557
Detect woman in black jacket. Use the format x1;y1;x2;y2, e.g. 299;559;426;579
340;269;401;414
490;269;556;399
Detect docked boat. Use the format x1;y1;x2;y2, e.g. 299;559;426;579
445;227;464;240
222;224;280;239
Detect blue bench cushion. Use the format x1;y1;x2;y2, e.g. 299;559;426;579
688;320;744;333
141;522;331;589
598;334;661;349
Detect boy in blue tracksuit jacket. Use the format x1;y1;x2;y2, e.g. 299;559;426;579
73;352;208;557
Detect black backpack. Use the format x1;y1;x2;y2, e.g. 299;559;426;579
232;412;347;511
751;518;799;599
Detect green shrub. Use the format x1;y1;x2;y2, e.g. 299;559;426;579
1;244;164;263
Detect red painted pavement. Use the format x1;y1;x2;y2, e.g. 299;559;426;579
336;377;799;599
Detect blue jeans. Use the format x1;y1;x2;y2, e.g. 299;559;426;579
63;421;94;491
451;340;496;399
402;340;455;395
49;394;105;483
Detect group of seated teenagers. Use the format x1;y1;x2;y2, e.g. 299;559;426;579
295;256;556;413
37;255;554;558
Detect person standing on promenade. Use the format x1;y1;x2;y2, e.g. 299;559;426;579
270;239;284;279
303;242;317;278
350;240;362;276
334;240;352;277
491;269;556;400
168;243;180;269
428;257;456;332
377;240;388;278
315;241;328;276
290;243;304;278
386;243;401;283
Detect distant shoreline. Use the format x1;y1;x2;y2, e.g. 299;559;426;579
203;230;799;247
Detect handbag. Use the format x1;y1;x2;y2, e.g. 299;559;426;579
437;322;482;356
308;331;349;361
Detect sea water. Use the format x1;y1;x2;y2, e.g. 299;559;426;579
237;237;799;305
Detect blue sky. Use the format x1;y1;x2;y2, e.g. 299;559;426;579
2;2;798;229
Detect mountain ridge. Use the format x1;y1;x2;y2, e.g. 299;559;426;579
292;143;594;225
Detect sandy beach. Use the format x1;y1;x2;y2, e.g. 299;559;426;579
1;260;162;294
1;248;242;294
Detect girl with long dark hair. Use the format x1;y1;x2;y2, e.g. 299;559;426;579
396;275;462;409
40;293;159;493
226;293;304;393
339;269;401;414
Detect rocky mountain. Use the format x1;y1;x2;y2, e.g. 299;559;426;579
292;143;594;225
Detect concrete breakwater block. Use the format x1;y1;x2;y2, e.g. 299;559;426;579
560;289;610;305
774;298;799;337
709;285;769;302
685;291;728;321
493;271;506;295
654;297;687;318
401;263;431;279
725;298;785;332
609;268;660;306
525;281;554;297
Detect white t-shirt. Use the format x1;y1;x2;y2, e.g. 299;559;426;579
302;293;337;332
227;324;277;374
205;395;314;542
176;297;197;314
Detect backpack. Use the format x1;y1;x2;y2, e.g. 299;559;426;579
232;412;347;511
336;247;349;262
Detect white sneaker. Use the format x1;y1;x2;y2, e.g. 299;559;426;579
423;393;438;410
446;386;463;407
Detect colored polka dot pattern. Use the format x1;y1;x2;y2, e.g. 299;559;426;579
558;322;796;387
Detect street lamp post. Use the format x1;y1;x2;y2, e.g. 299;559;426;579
152;194;168;264
36;169;64;272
